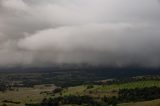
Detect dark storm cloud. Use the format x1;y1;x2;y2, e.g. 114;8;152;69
0;0;160;67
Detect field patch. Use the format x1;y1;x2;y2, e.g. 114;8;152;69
62;80;160;97
0;84;55;106
118;99;160;106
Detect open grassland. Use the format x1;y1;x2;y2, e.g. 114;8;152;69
0;84;55;106
62;80;160;97
118;99;160;106
95;80;160;90
1;80;160;106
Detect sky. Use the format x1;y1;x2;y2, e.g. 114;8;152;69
0;0;160;67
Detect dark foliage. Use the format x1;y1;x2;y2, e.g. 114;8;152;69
1;67;160;87
102;86;160;105
52;88;63;93
2;100;21;104
0;83;7;92
118;86;160;102
40;95;103;106
102;96;118;106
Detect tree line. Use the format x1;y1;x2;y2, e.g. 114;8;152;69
26;86;160;106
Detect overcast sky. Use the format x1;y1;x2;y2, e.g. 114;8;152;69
0;0;160;67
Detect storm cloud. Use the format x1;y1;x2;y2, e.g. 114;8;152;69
0;0;160;67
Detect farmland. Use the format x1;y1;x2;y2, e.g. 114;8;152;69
0;85;55;106
62;80;160;96
1;68;160;106
118;99;160;106
1;79;160;106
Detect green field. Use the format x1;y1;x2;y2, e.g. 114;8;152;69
1;80;160;106
62;80;160;97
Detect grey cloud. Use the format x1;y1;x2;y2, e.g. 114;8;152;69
0;0;160;67
18;23;160;67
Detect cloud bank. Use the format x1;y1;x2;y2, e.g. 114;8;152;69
0;0;160;67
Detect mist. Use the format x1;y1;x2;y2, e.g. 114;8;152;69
0;0;160;67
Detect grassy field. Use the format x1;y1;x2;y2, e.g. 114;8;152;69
1;80;160;106
118;99;160;106
95;80;160;90
0;84;55;106
62;80;160;97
